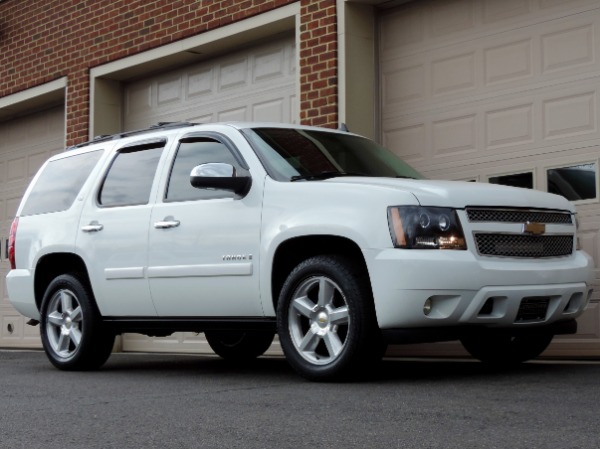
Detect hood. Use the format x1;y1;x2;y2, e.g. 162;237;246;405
326;178;575;212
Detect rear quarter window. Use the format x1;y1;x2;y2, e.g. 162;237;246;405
20;150;103;216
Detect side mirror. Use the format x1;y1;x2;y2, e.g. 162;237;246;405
190;163;251;196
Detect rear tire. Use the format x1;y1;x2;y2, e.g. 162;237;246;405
460;331;553;365
277;255;383;381
40;274;114;371
204;330;275;361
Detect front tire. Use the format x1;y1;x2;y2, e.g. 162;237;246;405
460;331;553;365
277;255;383;381
204;330;275;361
40;274;115;370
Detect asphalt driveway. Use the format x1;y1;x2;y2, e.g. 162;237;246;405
1;350;599;449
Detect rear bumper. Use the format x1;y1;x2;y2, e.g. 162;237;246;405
6;269;39;320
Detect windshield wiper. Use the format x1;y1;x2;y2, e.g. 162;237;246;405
290;171;368;182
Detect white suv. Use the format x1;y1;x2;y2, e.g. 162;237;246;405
6;122;594;381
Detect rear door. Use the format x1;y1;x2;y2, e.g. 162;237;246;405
147;133;264;317
77;138;168;317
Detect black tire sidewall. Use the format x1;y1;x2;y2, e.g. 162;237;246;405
40;274;113;370
277;255;378;381
461;331;554;365
204;330;275;360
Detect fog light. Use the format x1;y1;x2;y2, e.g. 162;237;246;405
423;298;432;316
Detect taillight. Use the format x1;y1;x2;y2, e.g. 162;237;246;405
8;217;18;270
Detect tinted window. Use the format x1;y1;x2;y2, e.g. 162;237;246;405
21;150;103;216
166;139;240;202
99;147;163;207
244;128;423;181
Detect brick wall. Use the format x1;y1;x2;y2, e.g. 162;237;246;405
299;0;338;128
0;0;339;145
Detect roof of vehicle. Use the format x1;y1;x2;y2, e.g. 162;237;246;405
67;121;354;151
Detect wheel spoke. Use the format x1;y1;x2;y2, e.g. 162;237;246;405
298;328;320;352
329;305;349;325
323;331;344;358
47;311;65;327
70;328;82;347
57;332;71;353
292;296;316;318
70;306;83;323
60;291;73;312
317;278;334;307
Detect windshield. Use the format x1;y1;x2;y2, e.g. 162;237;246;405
243;127;424;181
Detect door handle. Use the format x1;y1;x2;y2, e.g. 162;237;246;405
81;221;104;232
154;216;180;229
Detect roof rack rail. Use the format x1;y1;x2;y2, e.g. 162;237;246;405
67;121;201;150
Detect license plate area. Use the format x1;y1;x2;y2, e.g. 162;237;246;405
515;297;550;322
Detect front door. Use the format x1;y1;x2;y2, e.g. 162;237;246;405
147;136;263;317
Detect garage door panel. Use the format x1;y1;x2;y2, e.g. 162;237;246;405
432;114;477;157
253;46;288;82
0;106;64;349
431;0;475;38
253;98;284;122
219;57;248;91
383;123;428;164
483;0;531;24
188;68;214;97
578;225;599;264
126;82;153;116
484;38;533;86
6;192;23;220
541;22;595;75
157;76;183;107
543;90;596;140
218;106;247;122
485;103;534;150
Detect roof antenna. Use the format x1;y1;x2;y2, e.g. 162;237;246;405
338;123;349;132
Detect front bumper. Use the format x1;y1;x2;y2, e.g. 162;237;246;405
365;248;594;330
382;319;578;344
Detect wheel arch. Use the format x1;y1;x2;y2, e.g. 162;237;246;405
34;252;92;312
270;235;372;312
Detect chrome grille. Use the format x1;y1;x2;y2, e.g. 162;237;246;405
466;208;572;224
474;234;573;258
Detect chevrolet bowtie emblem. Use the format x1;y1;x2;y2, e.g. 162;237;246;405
523;221;545;235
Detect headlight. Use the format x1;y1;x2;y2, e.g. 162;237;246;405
388;206;467;250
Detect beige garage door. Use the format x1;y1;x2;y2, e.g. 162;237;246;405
123;35;297;130
0;106;65;348
380;0;600;356
122;36;296;354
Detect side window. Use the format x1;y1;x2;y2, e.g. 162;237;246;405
165;139;242;202
99;146;163;207
21;150;103;216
